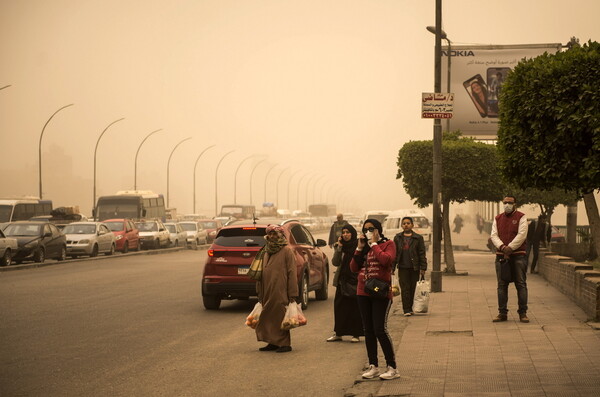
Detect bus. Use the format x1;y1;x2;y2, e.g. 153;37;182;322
219;204;255;220
0;198;53;223
308;204;337;217
94;190;166;221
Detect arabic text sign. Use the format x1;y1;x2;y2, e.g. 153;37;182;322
422;93;454;119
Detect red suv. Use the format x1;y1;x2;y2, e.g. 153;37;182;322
201;219;329;310
103;219;140;253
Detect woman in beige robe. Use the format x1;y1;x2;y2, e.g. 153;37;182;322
255;225;298;353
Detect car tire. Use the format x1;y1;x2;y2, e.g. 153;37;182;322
203;295;221;310
105;244;115;256
174;239;178;248
91;244;99;257
0;249;11;266
194;239;199;251
33;247;45;263
122;241;129;254
71;255;78;259
57;246;66;261
155;239;160;249
315;264;329;301
134;241;140;251
299;271;309;310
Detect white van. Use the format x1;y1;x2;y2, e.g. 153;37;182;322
383;209;432;249
362;210;391;227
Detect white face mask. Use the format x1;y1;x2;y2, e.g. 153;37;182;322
504;203;514;213
365;231;374;240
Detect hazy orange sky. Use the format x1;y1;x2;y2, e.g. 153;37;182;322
1;0;598;217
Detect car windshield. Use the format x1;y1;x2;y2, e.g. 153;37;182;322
180;223;197;231
0;205;13;223
214;227;267;247
199;221;216;228
136;222;158;231
165;224;176;233
63;224;96;234
4;224;42;236
104;221;124;232
413;217;430;228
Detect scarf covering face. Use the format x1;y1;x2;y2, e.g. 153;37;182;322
264;225;288;254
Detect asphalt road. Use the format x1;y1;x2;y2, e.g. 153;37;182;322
0;240;370;397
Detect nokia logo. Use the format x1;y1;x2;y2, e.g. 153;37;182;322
442;50;475;57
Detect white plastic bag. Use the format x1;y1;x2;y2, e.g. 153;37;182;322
412;277;430;313
245;302;262;329
281;303;307;330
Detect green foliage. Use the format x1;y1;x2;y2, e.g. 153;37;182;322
497;41;600;193
396;132;503;207
509;186;579;217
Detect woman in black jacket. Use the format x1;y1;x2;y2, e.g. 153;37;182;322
393;216;427;316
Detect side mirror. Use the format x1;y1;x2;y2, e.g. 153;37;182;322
44;231;52;237
316;238;327;247
142;209;147;217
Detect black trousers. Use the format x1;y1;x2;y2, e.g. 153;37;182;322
357;295;396;369
398;267;420;314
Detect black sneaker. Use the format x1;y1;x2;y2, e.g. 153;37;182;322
275;346;292;353
259;344;279;351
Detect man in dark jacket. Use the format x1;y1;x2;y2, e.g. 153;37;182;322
393;216;427;316
526;214;551;274
328;214;348;248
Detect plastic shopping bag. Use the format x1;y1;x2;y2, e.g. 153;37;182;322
245;302;262;329
412;276;430;313
281;303;307;330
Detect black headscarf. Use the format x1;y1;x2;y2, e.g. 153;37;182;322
340;224;358;259
359;218;388;256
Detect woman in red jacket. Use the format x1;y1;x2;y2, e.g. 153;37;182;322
350;218;399;380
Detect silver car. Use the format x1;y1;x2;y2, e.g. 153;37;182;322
164;222;187;247
0;228;18;266
62;222;116;258
179;221;208;249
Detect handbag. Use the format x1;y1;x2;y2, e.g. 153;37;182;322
247;247;265;281
364;277;390;299
412;275;430;313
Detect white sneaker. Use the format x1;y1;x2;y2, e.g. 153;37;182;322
326;335;342;342
379;366;400;380
361;364;380;379
404;312;412;317
350;337;360;343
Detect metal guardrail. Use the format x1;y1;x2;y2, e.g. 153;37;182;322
555;225;591;244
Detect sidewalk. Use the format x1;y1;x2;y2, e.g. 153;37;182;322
350;248;600;397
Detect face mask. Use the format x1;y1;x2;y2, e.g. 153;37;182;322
504;203;514;213
365;231;373;240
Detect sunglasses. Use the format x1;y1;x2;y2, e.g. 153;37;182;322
363;227;376;232
502;201;515;205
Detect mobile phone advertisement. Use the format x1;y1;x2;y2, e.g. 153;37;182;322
443;43;561;138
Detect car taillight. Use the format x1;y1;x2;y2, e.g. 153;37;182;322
208;249;214;256
243;227;257;230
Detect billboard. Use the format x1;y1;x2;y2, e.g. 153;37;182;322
444;44;562;138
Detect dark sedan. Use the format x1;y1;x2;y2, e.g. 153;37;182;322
3;221;67;264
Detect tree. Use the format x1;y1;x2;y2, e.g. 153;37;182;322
498;41;600;255
510;187;579;225
397;132;503;272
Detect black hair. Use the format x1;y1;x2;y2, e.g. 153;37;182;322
401;216;414;224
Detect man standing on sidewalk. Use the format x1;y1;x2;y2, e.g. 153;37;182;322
490;195;530;323
328;214;348;248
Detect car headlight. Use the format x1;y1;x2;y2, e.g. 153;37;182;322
79;239;90;244
210;231;216;236
115;235;123;240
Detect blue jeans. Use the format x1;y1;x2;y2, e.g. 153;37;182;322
495;255;528;315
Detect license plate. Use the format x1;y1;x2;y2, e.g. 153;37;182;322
238;266;249;275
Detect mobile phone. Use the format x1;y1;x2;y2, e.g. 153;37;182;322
486;67;511;118
463;74;488;118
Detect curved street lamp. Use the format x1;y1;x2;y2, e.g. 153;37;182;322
296;172;312;212
427;25;451;132
215;150;235;217
166;137;192;208
275;167;290;207
134;129;162;190
319;179;330;203
263;163;279;203
249;158;267;205
93;117;125;217
286;170;301;210
234;154;260;204
0;85;11;91
308;175;325;209
38;103;74;198
193;145;216;214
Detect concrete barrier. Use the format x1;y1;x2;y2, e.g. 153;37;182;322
539;248;600;321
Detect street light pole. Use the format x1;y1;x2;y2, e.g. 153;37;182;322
427;25;452;132
263;163;279;203
134;129;162;190
93;118;124;218
234;155;258;204
38;103;74;199
0;85;11;91
249;158;267;206
275;167;290;207
215;150;235;217
430;0;443;292
296;173;311;212
286;170;301;210
305;174;321;212
166;137;192;208
193;145;216;214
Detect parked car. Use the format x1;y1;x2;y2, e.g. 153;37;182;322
179;221;208;249
201;219;329;310
3;221;67;264
164;222;187;247
103;218;140;253
197;219;223;243
135;220;170;249
0;228;18;266
62;222;117;258
551;225;566;243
